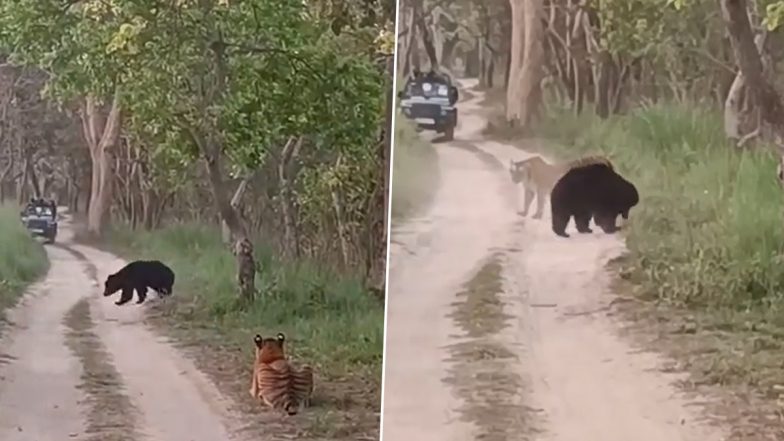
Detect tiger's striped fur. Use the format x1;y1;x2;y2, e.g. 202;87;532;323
508;154;614;219
249;333;314;415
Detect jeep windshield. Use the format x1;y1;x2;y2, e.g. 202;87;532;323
26;206;53;217
403;78;451;99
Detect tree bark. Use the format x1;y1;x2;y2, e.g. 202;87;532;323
221;173;253;244
363;54;394;295
724;30;768;143
197;128;256;302
80;90;121;237
199;37;256;302
506;0;526;122
400;2;417;77
278;136;302;258
508;0;545;128
720;0;784;146
330;164;350;268
413;0;438;70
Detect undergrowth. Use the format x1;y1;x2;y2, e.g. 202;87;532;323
0;204;48;316
391;109;439;219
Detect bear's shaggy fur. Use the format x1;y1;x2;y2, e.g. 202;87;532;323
103;260;175;306
550;163;639;238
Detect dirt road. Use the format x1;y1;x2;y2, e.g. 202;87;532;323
0;213;249;441
381;79;727;441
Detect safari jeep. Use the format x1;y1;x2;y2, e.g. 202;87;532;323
398;71;459;141
20;199;58;244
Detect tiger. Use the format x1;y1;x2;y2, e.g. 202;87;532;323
508;154;614;219
249;333;314;416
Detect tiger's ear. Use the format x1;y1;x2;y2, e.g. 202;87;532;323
276;333;285;344
254;334;263;348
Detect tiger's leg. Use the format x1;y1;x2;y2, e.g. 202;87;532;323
249;369;259;399
574;210;593;233
521;187;534;216
115;287;134;306
532;189;547;219
302;366;314;408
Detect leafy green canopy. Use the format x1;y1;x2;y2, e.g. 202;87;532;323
0;0;383;177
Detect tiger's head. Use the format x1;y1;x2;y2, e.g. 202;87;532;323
254;333;286;364
508;159;525;184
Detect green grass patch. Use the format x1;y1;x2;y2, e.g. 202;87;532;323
391;111;439;219
0;204;48;317
105;222;383;438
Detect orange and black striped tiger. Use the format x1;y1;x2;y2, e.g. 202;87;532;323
249;333;314;415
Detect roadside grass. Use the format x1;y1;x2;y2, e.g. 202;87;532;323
0;204;48;327
105;223;383;439
532;101;784;439
391;109;440;220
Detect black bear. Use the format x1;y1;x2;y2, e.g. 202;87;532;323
103;260;175;306
550;163;639;238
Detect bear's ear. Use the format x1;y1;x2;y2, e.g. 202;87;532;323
253;334;263;348
276;333;285;344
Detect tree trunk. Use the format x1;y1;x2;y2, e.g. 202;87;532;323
720;0;784;146
331;185;350;267
278;136;303;258
478;37;487;86
221;174;253;244
80;90;122;237
199;132;256;302
413;0;438;70
593;51;615;119
200;37;256;302
508;0;545;128
397;1;416;77
440;34;460;71
724;31;769;144
17;156;29;205
27;159;40;198
506;0;526;122
363;54;394;295
0;152;13;203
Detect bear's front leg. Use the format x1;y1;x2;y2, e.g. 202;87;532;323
115;287;134;306
551;212;571;238
135;285;149;304
574;210;593;233
595;211;620;234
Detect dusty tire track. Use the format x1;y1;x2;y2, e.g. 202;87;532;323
381;79;728;441
64;298;141;441
0;234;90;440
